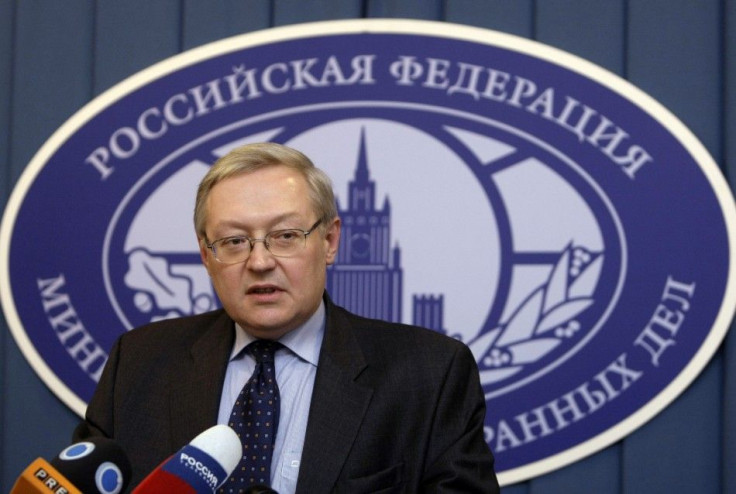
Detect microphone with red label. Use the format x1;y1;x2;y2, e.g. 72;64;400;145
132;424;241;493
11;436;131;494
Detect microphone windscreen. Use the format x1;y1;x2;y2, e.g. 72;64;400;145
50;436;132;494
133;425;241;493
189;424;241;475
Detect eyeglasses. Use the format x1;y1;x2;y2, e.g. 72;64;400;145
206;220;322;264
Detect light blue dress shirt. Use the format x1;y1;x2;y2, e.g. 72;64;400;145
217;302;325;494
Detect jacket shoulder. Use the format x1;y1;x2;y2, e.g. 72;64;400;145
328;303;469;359
119;309;229;344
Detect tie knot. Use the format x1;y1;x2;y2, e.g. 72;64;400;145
248;340;282;364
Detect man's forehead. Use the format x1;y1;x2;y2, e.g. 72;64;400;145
204;166;317;222
211;166;306;194
224;162;302;181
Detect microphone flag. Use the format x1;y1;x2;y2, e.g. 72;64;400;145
10;457;82;494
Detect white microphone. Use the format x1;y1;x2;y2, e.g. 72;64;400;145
132;425;241;493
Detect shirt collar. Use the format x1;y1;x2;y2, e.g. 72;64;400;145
229;300;325;367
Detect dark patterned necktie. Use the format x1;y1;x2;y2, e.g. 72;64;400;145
220;340;282;493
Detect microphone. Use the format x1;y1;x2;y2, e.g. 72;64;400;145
10;458;82;494
132;425;241;493
11;436;131;494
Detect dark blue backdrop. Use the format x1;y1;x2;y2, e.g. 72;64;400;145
1;1;734;492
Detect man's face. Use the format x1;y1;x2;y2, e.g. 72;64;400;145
199;165;340;339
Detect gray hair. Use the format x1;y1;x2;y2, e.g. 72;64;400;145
194;142;337;240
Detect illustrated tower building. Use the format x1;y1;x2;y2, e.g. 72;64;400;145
326;131;403;322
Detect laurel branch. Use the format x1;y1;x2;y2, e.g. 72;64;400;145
468;244;603;387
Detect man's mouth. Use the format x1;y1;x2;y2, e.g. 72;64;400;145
249;286;278;294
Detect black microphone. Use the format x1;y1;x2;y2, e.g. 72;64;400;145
11;436;131;494
51;436;132;494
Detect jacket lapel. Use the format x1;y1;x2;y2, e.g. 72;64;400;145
296;301;372;493
169;310;234;448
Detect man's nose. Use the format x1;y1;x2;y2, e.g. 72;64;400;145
246;240;276;270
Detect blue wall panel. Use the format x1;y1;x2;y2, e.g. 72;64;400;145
94;1;182;93
0;1;732;492
536;0;625;75
182;0;272;50
445;0;534;36
366;0;443;20
275;0;362;25
628;0;722;155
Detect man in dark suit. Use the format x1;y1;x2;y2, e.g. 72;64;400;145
75;143;500;493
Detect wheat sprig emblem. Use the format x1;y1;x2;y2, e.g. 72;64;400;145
468;243;604;387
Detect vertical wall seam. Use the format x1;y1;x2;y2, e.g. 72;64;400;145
178;0;185;54
719;0;729;177
91;0;99;96
622;0;629;80
6;0;18;187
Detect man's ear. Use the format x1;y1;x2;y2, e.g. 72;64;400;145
199;236;212;276
324;217;341;265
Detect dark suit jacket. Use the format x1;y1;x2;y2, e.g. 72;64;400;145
75;297;499;493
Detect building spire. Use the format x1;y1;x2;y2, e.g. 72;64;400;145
349;127;375;212
355;128;370;182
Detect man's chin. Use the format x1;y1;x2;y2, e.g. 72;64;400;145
236;312;298;339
